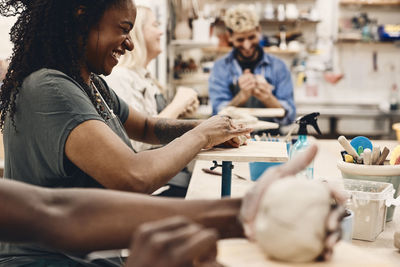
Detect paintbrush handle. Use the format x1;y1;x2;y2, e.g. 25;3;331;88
376;147;390;165
371;146;380;165
338;136;359;159
201;168;247;180
363;148;372;165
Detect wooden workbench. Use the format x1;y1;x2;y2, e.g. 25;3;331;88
186;139;400;266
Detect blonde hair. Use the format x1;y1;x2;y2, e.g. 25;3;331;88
118;5;152;70
224;4;259;33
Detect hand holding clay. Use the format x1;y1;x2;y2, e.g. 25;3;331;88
193;115;252;149
179;97;200;118
253;75;274;102
171;86;199;114
239;144;347;262
238;69;256;99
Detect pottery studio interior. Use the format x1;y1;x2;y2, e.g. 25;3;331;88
0;0;400;266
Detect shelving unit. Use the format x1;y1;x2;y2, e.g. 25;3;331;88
169;40;217;50
340;0;400;6
337;38;399;44
166;0;321;104
260;18;321;25
201;46;300;55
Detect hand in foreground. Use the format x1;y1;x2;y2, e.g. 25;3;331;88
126;216;222;267
194;115;252;149
239;144;348;261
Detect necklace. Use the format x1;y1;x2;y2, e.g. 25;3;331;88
89;75;114;120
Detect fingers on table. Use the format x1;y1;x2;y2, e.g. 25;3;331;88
132;216;219;266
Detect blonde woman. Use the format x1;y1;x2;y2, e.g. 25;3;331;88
105;5;199;153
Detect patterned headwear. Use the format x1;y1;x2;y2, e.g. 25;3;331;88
224;4;259;33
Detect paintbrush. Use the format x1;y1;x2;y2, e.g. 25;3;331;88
201;168;247;180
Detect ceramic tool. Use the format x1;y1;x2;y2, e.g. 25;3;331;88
344;154;354;163
376;147;389;165
350;136;373;155
340;151;348;161
261;133;267;141
338;136;359;159
363;148;372;165
371;146;380;165
201;168;246;180
357;146;364;155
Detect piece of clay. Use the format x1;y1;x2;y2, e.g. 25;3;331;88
254;178;331;262
238;135;247;146
219;106;258;126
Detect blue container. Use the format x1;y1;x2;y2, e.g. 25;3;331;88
249;141;291;181
249;161;283;181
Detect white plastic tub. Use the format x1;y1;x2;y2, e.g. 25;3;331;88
338;160;400;221
343;179;394;241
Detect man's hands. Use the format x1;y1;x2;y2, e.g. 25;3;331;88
236;69;273;103
193;115;252;149
239;144;348;261
253;75;274;103
126;217;222;267
237;69;256;101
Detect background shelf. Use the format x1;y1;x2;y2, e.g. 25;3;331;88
340;0;400;6
201;46;300;55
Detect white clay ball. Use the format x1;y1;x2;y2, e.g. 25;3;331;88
254;178;331;262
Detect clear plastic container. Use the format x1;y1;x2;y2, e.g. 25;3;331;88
344;179;394;241
338;160;400;222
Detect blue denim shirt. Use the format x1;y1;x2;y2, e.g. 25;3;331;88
208;48;296;126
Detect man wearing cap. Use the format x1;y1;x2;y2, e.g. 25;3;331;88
208;5;295;126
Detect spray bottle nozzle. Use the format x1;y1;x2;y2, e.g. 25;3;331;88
296;112;321;135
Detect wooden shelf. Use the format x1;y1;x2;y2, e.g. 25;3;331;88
340;0;400;6
172;75;209;85
170;40;218;49
337;38;399;44
260;19;321;25
201;46;300;55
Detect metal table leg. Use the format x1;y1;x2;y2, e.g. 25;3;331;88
221;161;232;197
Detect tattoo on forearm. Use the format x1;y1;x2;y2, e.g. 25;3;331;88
154;119;198;144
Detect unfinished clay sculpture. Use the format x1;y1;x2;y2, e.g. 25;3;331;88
254;178;331;262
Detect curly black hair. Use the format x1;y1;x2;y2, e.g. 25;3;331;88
0;0;130;130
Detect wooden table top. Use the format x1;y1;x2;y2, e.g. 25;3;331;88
187;139;400;266
195;140;288;162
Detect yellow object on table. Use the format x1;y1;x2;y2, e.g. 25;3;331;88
389;145;400;165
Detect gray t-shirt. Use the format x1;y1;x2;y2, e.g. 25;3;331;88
0;68;131;265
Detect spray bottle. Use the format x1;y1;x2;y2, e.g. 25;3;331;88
289;112;321;179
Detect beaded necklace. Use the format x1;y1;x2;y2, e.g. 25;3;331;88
89;75;115;120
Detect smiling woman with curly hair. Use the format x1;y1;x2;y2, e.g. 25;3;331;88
0;0;251;265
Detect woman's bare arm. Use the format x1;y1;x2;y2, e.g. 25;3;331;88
65;107;251;193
